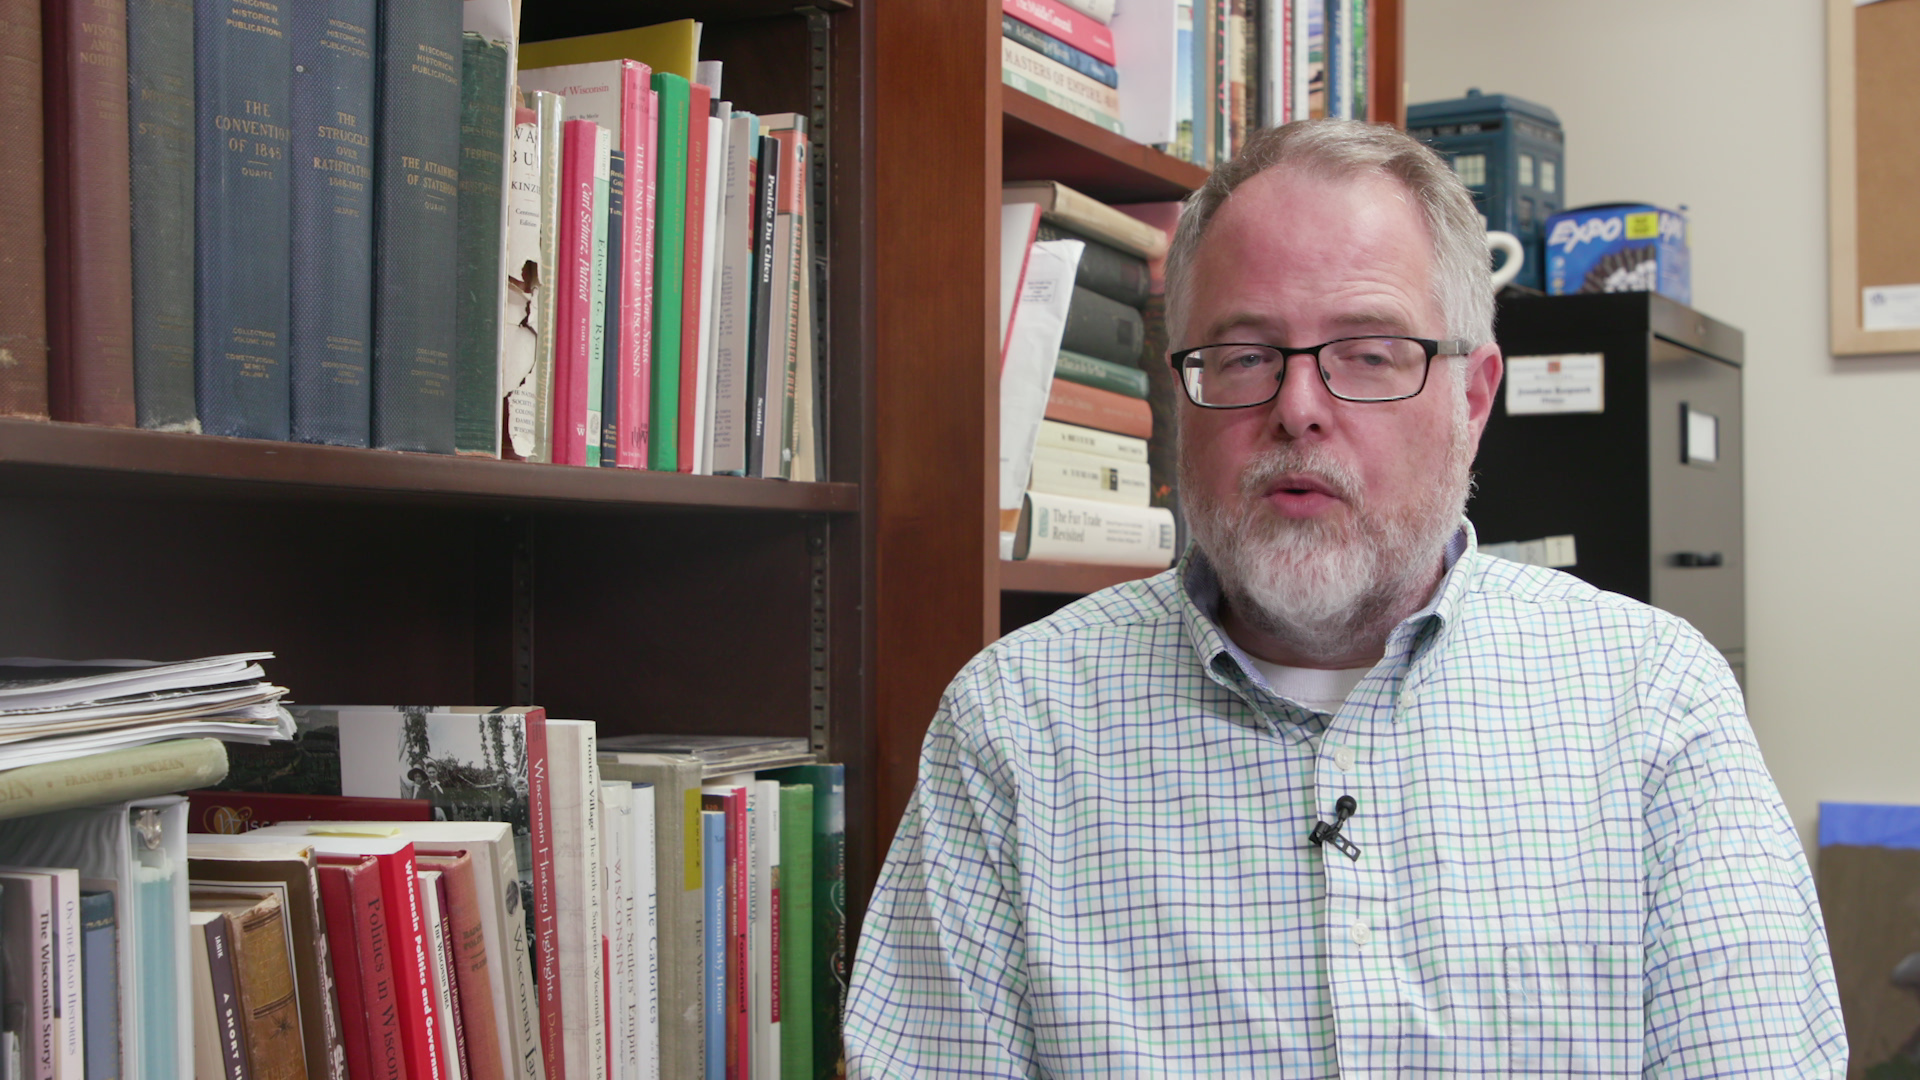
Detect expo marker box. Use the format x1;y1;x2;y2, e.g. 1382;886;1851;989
1544;203;1690;305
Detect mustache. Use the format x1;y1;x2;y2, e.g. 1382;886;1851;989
1236;443;1363;505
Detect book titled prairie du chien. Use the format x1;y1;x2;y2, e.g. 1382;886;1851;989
193;0;293;440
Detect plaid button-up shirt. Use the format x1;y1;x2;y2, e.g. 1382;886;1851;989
846;523;1844;1078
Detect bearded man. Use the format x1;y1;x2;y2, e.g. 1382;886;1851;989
844;120;1844;1078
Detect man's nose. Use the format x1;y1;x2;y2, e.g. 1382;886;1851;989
1268;353;1336;440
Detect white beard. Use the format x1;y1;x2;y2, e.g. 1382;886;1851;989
1181;396;1473;661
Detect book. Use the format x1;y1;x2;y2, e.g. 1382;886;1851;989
286;0;375;448
708;110;759;477
126;0;197;432
1036;419;1148;463
501;105;543;460
774;784;811;1080
551;118;603;466
1056;0;1115;21
44;0;136;427
1169;0;1195;160
371;0;462;454
0;0;47;421
597;783;634;1080
598;735;813;777
418;869;463;1080
514;20;701;80
0;869;55;1080
1029;444;1153;505
594;755;702;1080
192;908;247;1080
192;0;293;441
79;890;119;1080
677;82;715;475
1110;0;1181;146
1035;221;1150;307
692;86;726;477
748;779;780;1079
601;151;627;468
623;88;661;469
630;784;659;1080
548;720;606;1080
1054;348;1149;398
1001;239;1083;539
529;91;565;464
745;135;780;479
761;121;808;480
587;129;613;468
6;866;84;1080
1256;0;1292;127
0;739;229;822
1351;0;1368;119
699;785;749;1080
1002;14;1118;87
1015;489;1179;566
1002;0;1116;65
649;72;691;472
313;855;394;1080
1305;0;1325;119
1001;38;1121;123
186;791;434;835
454;31;512;457
190;888;306;1080
1045;378;1153;439
1061;287;1145;366
187;836;349;1080
699;810;724;1080
1002;181;1170;261
1000;64;1123;134
756;765;843;1080
1327;0;1353;119
1000;204;1043;366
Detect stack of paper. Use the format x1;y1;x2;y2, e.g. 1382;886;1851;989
0;653;292;770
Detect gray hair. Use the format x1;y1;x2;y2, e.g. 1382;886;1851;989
1165;119;1495;352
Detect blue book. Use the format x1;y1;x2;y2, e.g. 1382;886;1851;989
192;0;294;440
132;807;181;1079
79;890;120;1080
1001;15;1119;88
600;150;625;467
127;0;198;432
289;0;377;447
371;0;463;453
702;810;726;1080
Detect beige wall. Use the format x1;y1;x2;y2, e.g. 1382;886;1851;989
1407;0;1920;855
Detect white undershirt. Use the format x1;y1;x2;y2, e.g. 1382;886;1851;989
1242;658;1373;716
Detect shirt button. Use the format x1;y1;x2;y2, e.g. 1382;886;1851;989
1334;745;1356;772
1351;918;1372;946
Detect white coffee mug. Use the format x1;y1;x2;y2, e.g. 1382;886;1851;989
1488;231;1525;291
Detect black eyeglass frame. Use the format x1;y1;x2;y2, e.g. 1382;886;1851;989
1168;336;1472;408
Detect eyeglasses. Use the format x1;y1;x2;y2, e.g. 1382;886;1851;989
1169;336;1470;408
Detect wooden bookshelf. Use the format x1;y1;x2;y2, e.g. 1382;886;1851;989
999;558;1158;595
1002;88;1211;204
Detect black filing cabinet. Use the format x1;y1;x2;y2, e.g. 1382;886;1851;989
1472;293;1746;683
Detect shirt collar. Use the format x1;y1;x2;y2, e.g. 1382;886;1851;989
1178;519;1479;697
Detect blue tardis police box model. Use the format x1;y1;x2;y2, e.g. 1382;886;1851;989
1407;89;1565;291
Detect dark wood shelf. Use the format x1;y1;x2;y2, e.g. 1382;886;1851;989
521;0;851;42
1002;88;1211;205
0;419;859;514
999;558;1160;595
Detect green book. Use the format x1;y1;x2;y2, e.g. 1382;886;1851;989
760;763;844;1080
1055;348;1150;399
454;32;509;456
586;124;612;467
649;72;691;471
777;783;814;1078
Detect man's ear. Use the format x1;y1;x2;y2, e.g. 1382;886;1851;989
1463;344;1503;445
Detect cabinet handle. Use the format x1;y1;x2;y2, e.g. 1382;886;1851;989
1670;551;1724;567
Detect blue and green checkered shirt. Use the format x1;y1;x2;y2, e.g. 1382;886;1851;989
846;524;1844;1077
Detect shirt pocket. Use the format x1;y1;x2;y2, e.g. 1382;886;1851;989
1501;942;1643;1077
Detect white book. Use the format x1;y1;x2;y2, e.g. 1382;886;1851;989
1029;444;1152;506
549;720;607;1080
1000;239;1086;552
419;870;465;1080
1292;0;1310;122
600;781;636;1080
0;869;54;1080
1036;418;1148;464
709;112;759;476
693;113;726;476
631;784;659;1080
503;108;545;460
1016;489;1179;568
1111;0;1180;144
753;779;781;1080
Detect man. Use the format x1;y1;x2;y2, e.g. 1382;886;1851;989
845;120;1844;1077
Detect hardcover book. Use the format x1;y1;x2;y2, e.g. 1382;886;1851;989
776;783;813;1080
586;129;612;468
1045;377;1153;439
675;82;713;474
706;111;759;477
127;0;198;432
193;0;292;440
189;888;306;1080
1036;220;1150;307
600;152;626;467
1029;443;1153;506
501;105;542;460
1061;286;1146;367
0;739;229;823
313;855;393;1080
649;72;692;471
371;0;462;453
549;119;601;467
79;889;120;1080
0;0;48;420
1054;348;1149;399
191;908;246;1080
700;810;725;1080
287;0;375;448
745;135;780;478
453;31;511;457
758;764;845;1080
548;721;605;1080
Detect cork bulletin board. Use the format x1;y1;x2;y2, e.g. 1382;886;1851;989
1829;0;1920;355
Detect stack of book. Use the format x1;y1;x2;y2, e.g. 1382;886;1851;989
1002;0;1124;133
0;6;823;480
1001;181;1180;570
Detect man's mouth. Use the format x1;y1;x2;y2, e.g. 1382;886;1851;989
1260;473;1345;518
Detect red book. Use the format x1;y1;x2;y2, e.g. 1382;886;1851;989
309;838;444;1080
317;854;407;1080
185;790;435;834
675;81;712;473
551;119;601;466
416;851;504;1080
1045;378;1153;439
613;64;655;470
702;785;750;1080
522;707;564;1080
42;0;136;425
1002;0;1117;65
0;0;47;419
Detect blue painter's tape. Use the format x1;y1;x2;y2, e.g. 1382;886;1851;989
1819;802;1920;849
